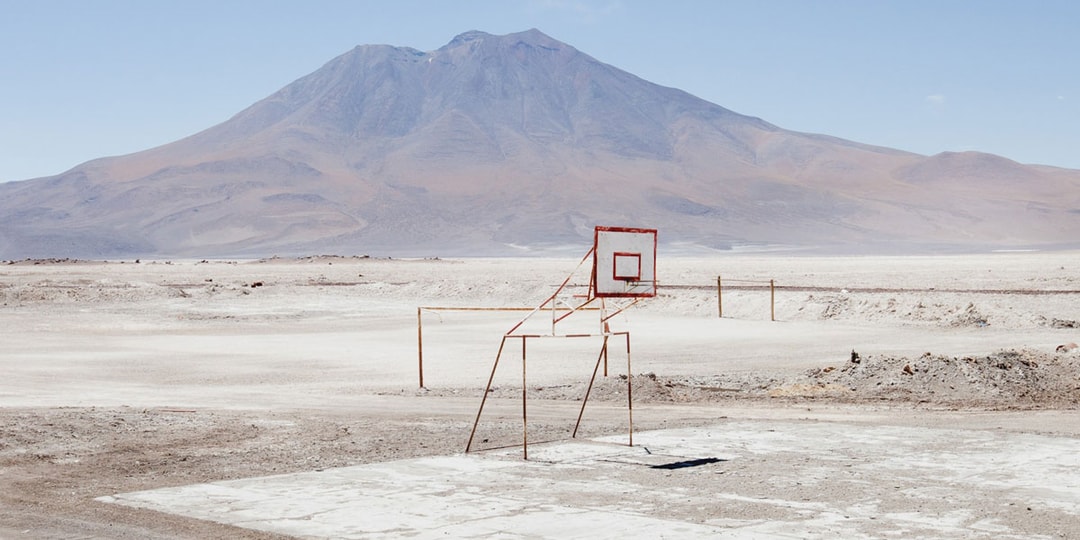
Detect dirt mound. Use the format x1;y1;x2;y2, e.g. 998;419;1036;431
793;348;1080;407
4;258;92;265
462;349;1080;410
810;294;993;327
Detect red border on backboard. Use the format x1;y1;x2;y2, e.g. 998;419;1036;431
592;226;657;298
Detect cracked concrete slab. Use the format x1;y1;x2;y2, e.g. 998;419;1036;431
99;420;1080;539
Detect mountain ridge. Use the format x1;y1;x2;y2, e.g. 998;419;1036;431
1;29;1078;258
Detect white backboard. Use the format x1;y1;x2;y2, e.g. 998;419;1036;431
592;226;657;298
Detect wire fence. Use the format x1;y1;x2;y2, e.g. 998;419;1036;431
660;277;1080;321
717;276;775;320
414;280;1080;387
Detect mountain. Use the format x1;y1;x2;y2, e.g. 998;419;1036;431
1;28;1078;259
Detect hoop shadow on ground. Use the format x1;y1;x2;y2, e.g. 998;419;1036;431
649;457;726;470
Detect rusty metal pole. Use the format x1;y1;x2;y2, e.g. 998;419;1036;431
573;335;609;438
601;299;609;377
717;275;722;318
466;336;507;453
417;307;424;388
770;279;775;322
603;343;609;377
521;336;528;460
602;320;610;377
625;332;634;447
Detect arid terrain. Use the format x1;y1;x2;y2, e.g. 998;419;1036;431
5;29;1079;260
1;252;1078;538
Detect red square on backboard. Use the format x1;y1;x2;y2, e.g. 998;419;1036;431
613;252;641;281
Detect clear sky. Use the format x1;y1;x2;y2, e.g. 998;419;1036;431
2;0;1078;182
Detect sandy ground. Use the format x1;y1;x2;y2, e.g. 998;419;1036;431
1;252;1078;538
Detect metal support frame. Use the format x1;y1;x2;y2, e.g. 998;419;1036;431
465;330;634;458
465;246;644;459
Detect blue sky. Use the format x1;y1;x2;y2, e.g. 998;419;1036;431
2;0;1078;182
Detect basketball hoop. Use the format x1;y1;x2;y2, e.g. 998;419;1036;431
466;226;658;459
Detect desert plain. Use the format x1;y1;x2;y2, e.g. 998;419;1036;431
1;251;1078;538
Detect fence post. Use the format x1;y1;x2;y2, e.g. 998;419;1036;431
770;279;775;322
717;275;722;318
417;307;425;388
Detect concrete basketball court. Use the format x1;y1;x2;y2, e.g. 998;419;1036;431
100;419;1080;539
